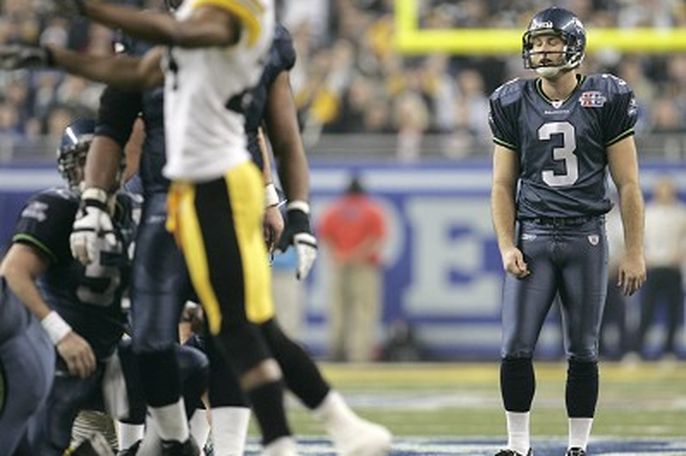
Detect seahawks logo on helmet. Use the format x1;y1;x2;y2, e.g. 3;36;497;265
522;7;586;76
57;118;96;192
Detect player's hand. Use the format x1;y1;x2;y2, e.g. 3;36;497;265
276;201;318;280
0;45;53;70
263;204;285;253
617;252;646;296
57;331;97;378
70;188;117;265
501;246;530;279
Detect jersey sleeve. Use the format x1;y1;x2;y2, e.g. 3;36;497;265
12;191;77;264
488;82;520;151
96;86;143;149
190;0;266;46
274;24;296;71
602;77;638;147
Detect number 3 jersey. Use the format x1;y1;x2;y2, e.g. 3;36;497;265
488;74;638;219
11;188;139;359
162;0;275;182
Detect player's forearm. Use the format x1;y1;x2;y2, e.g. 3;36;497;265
617;182;645;256
276;145;310;202
83;2;237;48
46;45;151;89
491;183;517;251
1;265;51;320
85;136;125;193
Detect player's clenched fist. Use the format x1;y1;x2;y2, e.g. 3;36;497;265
70;188;117;265
501;245;530;279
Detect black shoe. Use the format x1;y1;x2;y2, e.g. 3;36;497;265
566;448;586;456
495;450;532;456
161;437;200;456
117;440;141;456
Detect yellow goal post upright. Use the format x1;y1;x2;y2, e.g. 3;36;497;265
394;0;686;55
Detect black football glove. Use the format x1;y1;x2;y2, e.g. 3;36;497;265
0;45;54;70
276;201;317;280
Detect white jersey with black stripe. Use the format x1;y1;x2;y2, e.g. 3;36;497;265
162;0;274;182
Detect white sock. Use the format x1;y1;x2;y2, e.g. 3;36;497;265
117;421;144;450
568;417;593;450
313;391;359;428
263;436;297;456
210;406;251;455
189;409;211;450
149;398;190;442
506;411;530;455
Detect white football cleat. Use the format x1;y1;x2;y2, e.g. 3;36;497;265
328;418;392;456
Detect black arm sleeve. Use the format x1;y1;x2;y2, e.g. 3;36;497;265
95;86;143;149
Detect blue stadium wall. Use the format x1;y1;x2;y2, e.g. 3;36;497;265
2;160;685;359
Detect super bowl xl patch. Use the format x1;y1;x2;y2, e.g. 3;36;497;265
579;91;606;108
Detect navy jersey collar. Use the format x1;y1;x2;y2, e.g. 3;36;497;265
535;74;586;107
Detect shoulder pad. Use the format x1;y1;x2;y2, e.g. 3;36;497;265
592;73;633;95
490;78;526;107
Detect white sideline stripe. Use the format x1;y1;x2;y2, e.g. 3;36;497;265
0;170;61;190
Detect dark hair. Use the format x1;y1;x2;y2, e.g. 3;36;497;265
346;176;365;194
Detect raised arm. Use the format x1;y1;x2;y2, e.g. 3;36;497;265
47;45;164;89
79;1;240;48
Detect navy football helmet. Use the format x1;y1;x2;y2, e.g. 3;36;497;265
57;118;95;191
522;7;586;75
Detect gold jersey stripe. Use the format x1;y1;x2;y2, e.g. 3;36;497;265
192;0;264;46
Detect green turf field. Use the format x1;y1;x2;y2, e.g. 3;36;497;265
283;362;686;438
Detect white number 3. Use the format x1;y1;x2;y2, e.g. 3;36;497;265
539;121;578;187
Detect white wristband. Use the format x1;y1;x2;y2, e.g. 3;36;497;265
265;183;279;208
287;200;310;214
41;311;72;345
82;187;109;204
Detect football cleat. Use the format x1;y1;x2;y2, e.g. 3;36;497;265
495;449;533;456
566;448;586;456
160;437;200;456
329;418;392;456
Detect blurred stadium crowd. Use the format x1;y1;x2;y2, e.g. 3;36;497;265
1;0;686;160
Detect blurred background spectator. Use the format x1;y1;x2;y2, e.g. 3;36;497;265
318;175;387;362
4;0;686;161
635;176;686;359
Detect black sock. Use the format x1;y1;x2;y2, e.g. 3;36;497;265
247;380;292;445
500;357;535;412
137;348;181;407
261;320;330;409
566;359;598;417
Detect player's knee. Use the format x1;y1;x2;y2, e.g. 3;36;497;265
213;323;272;376
501;344;535;359
566;345;599;363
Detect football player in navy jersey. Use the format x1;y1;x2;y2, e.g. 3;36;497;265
0;120;209;456
489;7;646;456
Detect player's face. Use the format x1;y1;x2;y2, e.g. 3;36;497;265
530;33;566;68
